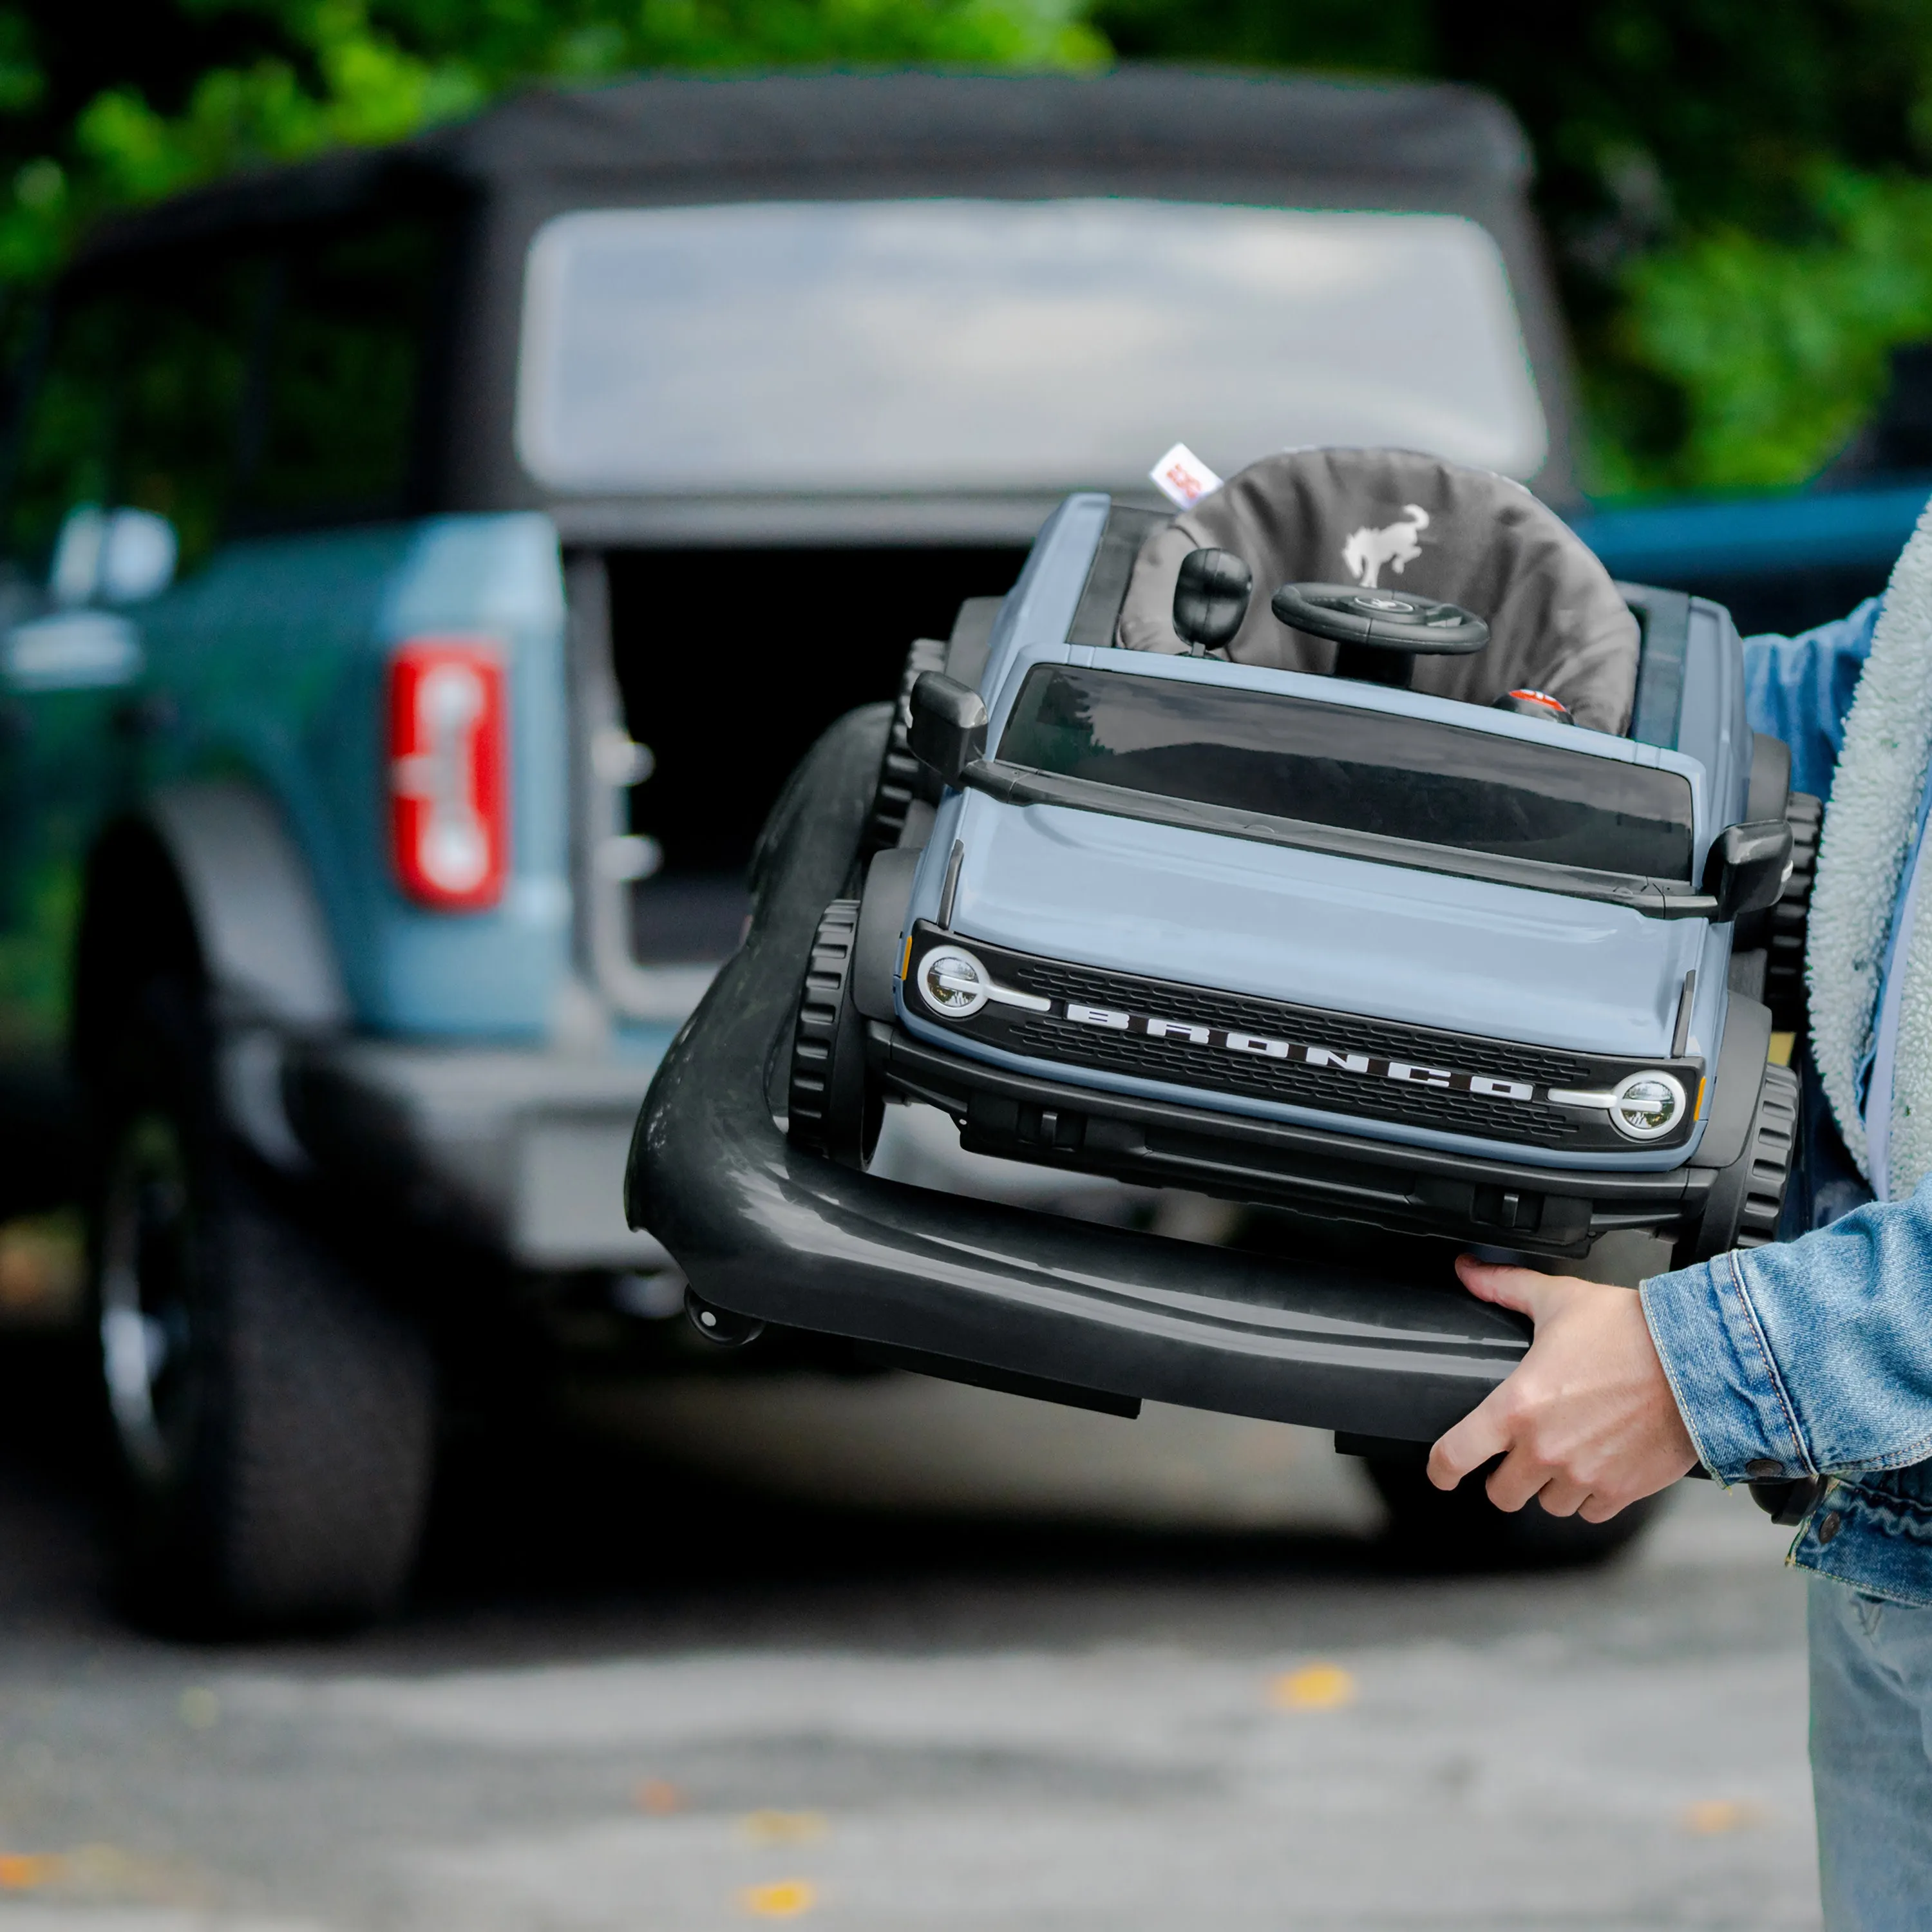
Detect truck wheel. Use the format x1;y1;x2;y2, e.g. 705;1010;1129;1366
1365;1455;1665;1567
1763;791;1821;1031
864;636;948;851
89;974;435;1632
787;899;881;1168
1690;1059;1799;1260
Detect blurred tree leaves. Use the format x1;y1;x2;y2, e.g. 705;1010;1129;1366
1097;0;1932;493
1608;171;1932;493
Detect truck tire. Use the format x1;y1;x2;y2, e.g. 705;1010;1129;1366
787;899;880;1168
863;636;948;852
1763;791;1821;1031
1690;1058;1799;1260
88;973;435;1632
1365;1455;1665;1567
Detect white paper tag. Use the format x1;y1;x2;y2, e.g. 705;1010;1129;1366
1149;442;1223;509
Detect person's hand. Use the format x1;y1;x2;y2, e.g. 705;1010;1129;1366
1428;1254;1700;1520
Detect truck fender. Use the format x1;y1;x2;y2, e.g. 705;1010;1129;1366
144;781;349;1168
1690;992;1773;1173
1747;732;1793;825
853;846;921;1022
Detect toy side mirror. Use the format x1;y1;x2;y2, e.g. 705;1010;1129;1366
1705;820;1792;923
1173;547;1251;653
908;671;989;788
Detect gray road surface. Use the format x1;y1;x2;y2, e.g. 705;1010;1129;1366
0;1334;1817;1931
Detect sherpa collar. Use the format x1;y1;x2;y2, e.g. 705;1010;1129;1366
1810;492;1932;1192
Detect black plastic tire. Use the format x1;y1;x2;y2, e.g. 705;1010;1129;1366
863;636;948;852
1365;1455;1665;1568
1691;1057;1800;1260
786;899;881;1169
1763;791;1821;1031
88;974;435;1632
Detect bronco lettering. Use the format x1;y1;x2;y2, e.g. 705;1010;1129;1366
1012;991;1574;1112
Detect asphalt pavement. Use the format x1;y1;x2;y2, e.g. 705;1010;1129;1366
0;1328;1819;1932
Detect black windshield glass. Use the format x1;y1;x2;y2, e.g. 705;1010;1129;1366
998;665;1694;882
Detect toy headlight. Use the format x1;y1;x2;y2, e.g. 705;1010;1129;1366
917;945;989;1019
1609;1071;1685;1141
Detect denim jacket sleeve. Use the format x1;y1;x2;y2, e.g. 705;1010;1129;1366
1741;597;1882;799
1643;1179;1932;1481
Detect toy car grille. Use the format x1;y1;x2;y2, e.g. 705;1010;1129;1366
1007;1009;1582;1144
1007;959;1597;1092
904;924;1699;1153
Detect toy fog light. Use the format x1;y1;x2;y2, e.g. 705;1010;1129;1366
1609;1070;1685;1141
917;945;989;1019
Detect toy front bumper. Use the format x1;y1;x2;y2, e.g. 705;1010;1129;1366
876;1024;1705;1258
626;706;1530;1441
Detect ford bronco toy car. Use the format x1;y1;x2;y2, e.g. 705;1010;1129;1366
785;449;1809;1267
628;450;1812;1471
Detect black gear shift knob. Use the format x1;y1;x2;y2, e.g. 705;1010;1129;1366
1172;547;1252;653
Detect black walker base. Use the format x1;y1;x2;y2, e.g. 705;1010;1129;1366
625;706;1530;1444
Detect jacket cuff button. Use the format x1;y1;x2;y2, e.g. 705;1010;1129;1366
1817;1511;1843;1544
1745;1459;1783;1479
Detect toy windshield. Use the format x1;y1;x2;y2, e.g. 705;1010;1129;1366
996;664;1694;882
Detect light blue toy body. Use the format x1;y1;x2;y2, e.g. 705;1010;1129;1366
893;495;1761;1193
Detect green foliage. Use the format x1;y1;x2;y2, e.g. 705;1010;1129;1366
1094;0;1932;493
1090;0;1432;73
1606;171;1932;493
0;847;78;1054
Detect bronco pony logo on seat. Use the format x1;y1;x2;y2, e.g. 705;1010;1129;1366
1341;504;1430;588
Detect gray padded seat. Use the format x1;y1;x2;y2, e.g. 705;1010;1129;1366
1116;448;1640;734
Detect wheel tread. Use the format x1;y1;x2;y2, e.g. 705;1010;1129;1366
863;638;949;851
92;971;435;1632
220;1199;435;1618
1734;1060;1800;1249
1765;791;1821;1031
787;901;862;1154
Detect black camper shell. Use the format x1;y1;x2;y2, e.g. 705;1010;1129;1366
72;68;1584;546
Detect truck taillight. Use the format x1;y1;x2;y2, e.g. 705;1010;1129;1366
388;639;509;911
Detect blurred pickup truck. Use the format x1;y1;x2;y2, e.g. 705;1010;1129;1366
0;67;1895;1628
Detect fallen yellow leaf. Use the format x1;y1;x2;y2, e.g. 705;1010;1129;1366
1269;1663;1356;1710
178;1687;220;1730
742;1877;817;1917
741;1811;828;1845
0;1853;60;1891
1681;1799;1765;1835
636;1779;683;1814
62;1844;129;1885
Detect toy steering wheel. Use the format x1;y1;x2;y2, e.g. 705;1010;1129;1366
1269;583;1490;656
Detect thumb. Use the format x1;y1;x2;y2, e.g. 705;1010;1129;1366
1455;1254;1555;1321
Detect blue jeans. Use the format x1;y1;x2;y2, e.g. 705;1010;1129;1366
1812;1575;1932;1927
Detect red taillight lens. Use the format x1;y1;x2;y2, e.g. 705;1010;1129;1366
388;638;509;911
